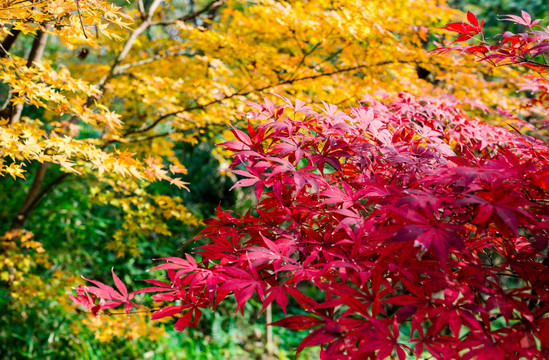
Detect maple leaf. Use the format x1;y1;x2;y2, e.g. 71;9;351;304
389;207;464;261
218;267;265;314
499;11;541;27
441;22;481;43
69;285;102;315
270;314;324;330
72;269;139;315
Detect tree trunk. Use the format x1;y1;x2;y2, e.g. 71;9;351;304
10;163;50;230
0;27;20;58
10;27;50;124
8;26;53;230
266;304;274;358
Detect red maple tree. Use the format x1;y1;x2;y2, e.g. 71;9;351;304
71;12;549;359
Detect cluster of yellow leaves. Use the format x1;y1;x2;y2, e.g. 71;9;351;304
0;58;117;127
0;0;132;48
89;176;199;256
0;52;182;182
0;36;190;188
9;270;77;308
78;312;166;343
0;230;45;287
0;119;189;188
80;0;524;166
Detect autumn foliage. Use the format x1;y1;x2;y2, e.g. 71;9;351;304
73;85;549;358
1;1;547;358
433;10;549;126
434;10;547;71
67;9;549;359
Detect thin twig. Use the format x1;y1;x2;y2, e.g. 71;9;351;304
149;0;224;26
114;59;413;142
0;27;20;58
75;0;88;38
114;50;195;73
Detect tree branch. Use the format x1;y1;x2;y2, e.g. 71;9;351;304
72;0;226;125
9;27;51;124
94;0;163;93
149;0;224;26
114;50;196;73
0;27;20;58
137;0;146;20
112;60;412;143
10;170;72;230
288;40;325;82
75;0;88;38
10;163;50;229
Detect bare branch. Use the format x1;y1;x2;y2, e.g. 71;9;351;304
114;50;196;73
10;26;51;124
150;0;224;27
10;163;50;230
0;27;20;58
137;0;146;20
75;0;88;38
95;0;163;92
108;60;413;144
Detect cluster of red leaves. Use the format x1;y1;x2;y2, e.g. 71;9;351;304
434;10;549;152
433;11;549;73
71;91;549;359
